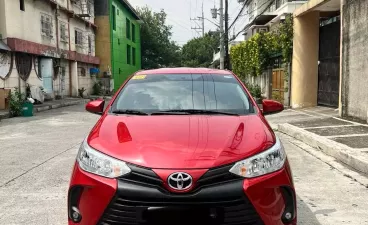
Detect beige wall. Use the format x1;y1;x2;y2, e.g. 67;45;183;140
69;19;96;56
0;0;97;98
2;0;95;56
78;63;96;96
0;0;6;39
291;11;320;108
0;56;42;93
5;0;57;46
95;16;111;76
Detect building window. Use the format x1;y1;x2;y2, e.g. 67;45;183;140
41;13;53;38
88;35;94;54
78;67;86;77
126;18;131;39
60;22;68;42
19;0;25;11
127;45;131;65
75;29;83;46
132;24;135;42
132;47;136;66
112;5;116;31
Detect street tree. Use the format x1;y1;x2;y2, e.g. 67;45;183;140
136;7;181;69
181;31;220;68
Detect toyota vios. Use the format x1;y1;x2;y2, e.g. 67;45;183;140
68;68;296;225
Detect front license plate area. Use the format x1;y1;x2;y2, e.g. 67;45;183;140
143;206;223;225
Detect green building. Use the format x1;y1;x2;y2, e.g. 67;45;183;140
95;0;141;91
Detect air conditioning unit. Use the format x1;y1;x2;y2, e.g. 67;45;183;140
258;28;268;33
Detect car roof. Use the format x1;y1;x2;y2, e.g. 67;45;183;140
137;67;233;75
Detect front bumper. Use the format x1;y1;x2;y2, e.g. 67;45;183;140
68;161;296;225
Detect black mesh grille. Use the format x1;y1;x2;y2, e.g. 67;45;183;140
195;164;243;189
99;196;264;225
120;164;164;188
99;164;264;225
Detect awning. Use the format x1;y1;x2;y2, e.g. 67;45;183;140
0;40;11;51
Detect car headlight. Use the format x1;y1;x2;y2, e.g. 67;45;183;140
229;136;286;178
77;139;131;178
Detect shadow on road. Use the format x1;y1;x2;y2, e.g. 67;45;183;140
297;195;323;225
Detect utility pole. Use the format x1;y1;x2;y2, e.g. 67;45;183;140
201;3;205;37
191;3;205;37
219;0;224;70
224;0;229;70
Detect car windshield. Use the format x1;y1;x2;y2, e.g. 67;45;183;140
111;73;255;115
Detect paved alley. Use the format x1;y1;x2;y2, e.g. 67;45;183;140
0;105;367;224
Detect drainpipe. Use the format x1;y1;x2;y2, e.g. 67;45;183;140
55;4;60;97
55;6;60;50
67;0;73;96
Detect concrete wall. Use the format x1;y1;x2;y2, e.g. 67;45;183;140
0;56;42;93
0;0;97;98
341;0;368;122
291;11;320;108
95;16;112;77
78;63;95;96
4;0;57;47
0;0;6;39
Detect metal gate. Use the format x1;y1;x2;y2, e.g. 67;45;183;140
318;17;340;107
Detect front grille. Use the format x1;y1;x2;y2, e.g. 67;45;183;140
196;164;243;189
99;195;264;225
99;164;264;225
121;163;243;192
120;164;164;189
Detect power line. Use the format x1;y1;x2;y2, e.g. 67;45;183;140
228;1;247;30
230;0;275;41
191;1;205;37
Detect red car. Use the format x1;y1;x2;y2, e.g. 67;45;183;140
68;68;296;225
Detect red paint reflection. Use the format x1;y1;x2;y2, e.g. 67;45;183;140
117;122;132;143
230;123;244;150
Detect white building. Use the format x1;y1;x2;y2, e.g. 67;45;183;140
243;0;307;40
0;0;100;99
212;41;242;67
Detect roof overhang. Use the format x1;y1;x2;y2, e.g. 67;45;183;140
120;0;141;21
294;0;340;17
0;40;11;51
253;14;277;25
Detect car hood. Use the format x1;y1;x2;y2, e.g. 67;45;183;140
88;114;275;169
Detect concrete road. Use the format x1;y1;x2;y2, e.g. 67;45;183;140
0;105;367;224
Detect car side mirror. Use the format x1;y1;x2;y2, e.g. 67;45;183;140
262;99;284;115
86;99;105;115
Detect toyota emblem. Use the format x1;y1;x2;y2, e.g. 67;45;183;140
168;172;193;190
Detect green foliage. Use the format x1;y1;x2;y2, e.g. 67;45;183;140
246;83;262;99
278;15;294;63
230;14;294;78
136;7;181;69
92;82;102;96
9;88;26;117
181;31;220;68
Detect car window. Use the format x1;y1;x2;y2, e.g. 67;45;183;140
111;74;255;115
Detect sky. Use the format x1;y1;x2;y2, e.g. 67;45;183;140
130;0;247;45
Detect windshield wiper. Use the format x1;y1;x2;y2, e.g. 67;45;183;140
155;109;239;116
111;109;149;115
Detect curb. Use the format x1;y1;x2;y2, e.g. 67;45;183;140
0;99;90;121
278;123;368;175
34;99;89;113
